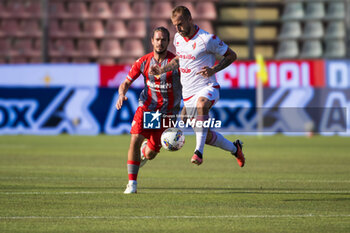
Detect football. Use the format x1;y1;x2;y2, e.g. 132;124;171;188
161;128;185;151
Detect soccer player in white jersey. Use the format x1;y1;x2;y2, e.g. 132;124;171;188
150;6;245;167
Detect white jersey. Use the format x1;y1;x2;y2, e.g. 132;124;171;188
174;26;229;99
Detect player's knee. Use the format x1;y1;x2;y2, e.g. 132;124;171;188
197;98;211;110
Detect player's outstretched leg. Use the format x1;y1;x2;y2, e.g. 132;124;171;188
206;130;245;167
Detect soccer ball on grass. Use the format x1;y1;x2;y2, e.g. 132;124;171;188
161;128;185;151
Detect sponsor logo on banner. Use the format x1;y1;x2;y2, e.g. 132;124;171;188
0;87;100;135
326;60;350;89
216;60;325;88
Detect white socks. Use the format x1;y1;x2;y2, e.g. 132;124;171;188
207;131;237;154
194;115;209;154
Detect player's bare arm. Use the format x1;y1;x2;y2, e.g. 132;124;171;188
196;48;237;78
149;56;179;75
116;79;132;110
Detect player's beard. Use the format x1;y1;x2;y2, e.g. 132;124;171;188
155;47;167;55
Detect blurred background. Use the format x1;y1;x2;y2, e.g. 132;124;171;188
0;0;349;64
0;0;349;136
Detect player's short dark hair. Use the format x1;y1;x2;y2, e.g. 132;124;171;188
172;6;192;20
151;26;170;41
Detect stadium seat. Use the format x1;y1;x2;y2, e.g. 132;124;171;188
9;56;28;64
20;20;42;37
49;20;64;37
324;21;345;39
217;26;248;40
29;57;43;63
72;57;91;63
110;1;133;19
77;39;99;57
7;0;30;18
122;39;144;58
100;39;122;57
281;2;304;20
304;2;325;20
195;2;217;20
49;1;68;18
150;20;169;31
300;40;322;58
127;20;146;38
27;1;42;18
118;57;137;65
61;20;82;37
97;57;115;65
105;20;127;38
83;20;105;38
89;1;112;19
278;21;302;39
11;38;40;57
0;19;21;37
50;57;70;63
151;2;173;19
67;1;89;18
325;2;345;20
194;20;214;34
301;21;324;39
50;39;77;57
276;40;299;59
131;1;147;19
0;38;11;56
0;1;11;18
324;39;346;58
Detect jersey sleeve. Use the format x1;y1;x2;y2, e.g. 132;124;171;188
126;58;142;82
206;34;229;56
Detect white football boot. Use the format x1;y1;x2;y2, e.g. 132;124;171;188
140;140;148;168
124;183;137;194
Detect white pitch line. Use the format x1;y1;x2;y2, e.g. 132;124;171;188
1;214;350;220
0;190;350;195
1;177;350;184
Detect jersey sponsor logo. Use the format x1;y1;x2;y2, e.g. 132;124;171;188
180;68;191;73
177;53;196;60
146;80;172;90
192;42;196;50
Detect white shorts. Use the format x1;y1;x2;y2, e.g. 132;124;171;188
183;84;220;119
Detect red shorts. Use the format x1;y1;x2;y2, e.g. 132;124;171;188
130;107;166;153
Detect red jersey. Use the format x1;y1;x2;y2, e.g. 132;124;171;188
126;51;182;114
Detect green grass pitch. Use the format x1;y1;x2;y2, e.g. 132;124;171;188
0;135;349;233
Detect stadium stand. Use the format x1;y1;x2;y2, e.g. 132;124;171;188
0;0;348;64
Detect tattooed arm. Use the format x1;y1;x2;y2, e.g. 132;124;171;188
149;56;179;75
196;48;237;78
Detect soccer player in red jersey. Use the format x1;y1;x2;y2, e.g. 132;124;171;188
150;6;245;168
116;27;182;194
